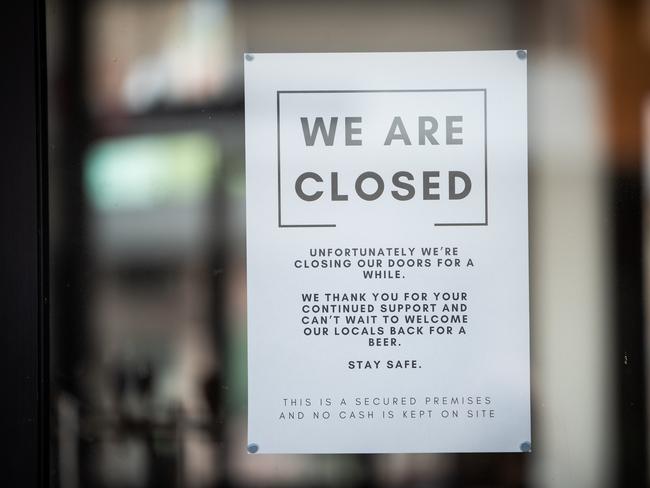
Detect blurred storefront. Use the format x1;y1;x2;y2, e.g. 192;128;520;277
44;0;650;487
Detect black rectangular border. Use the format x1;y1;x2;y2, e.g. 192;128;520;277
276;89;488;228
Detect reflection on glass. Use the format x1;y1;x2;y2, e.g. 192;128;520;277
46;0;644;486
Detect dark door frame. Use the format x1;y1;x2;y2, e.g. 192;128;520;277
0;0;48;486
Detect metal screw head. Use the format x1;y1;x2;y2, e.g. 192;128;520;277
247;443;259;454
245;53;255;62
520;441;532;452
516;50;527;60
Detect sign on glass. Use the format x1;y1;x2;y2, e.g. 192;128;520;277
245;51;530;453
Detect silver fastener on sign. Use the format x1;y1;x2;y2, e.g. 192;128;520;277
245;53;255;62
516;50;527;60
520;441;532;452
247;443;259;454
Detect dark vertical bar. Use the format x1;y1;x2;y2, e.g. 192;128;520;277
612;166;647;487
36;0;50;485
52;0;88;396
583;0;650;482
48;0;88;483
0;0;48;486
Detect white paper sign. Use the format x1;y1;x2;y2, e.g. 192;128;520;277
245;51;530;454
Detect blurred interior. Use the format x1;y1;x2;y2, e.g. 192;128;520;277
46;0;650;486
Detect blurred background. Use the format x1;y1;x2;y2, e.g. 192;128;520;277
45;0;650;486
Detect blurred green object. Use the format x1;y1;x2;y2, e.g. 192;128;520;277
85;132;221;212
